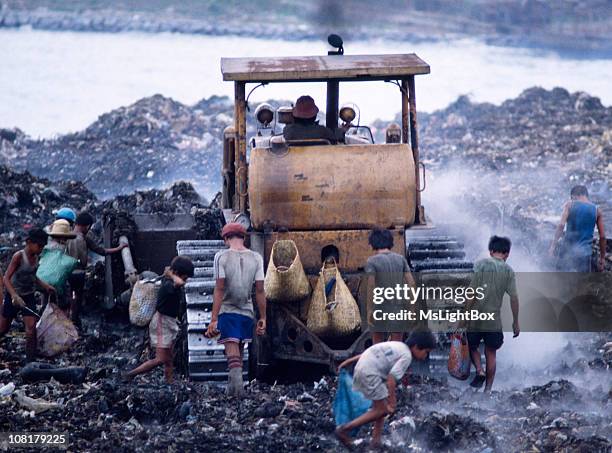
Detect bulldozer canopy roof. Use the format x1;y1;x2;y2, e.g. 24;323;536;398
220;53;430;83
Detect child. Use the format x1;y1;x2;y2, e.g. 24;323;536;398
464;235;520;392
335;331;436;448
365;228;416;344
66;211;127;327
43;219;76;311
205;222;266;397
126;256;194;384
0;228;56;361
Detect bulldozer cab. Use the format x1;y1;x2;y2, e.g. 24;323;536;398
220;51;430;228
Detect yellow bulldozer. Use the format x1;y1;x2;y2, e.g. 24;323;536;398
106;37;472;381
174;37;471;380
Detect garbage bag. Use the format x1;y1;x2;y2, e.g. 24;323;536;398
307;260;361;337
36;248;78;294
448;332;471;380
333;369;371;434
20;362;88;385
36;303;79;357
129;279;160;327
264;240;311;303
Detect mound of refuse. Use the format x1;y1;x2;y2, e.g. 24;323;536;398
0;95;234;199
0;164;222;268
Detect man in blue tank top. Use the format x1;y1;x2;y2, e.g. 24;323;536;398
549;185;606;272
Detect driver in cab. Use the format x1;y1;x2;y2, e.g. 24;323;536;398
283;95;351;144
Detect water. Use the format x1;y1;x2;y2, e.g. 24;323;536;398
2;28;612;138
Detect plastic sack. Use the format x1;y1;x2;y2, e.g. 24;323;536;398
264;240;311;303
447;332;471;380
333;369;371;433
36;302;78;357
36;248;78;294
129;279;160;327
307;260;361;338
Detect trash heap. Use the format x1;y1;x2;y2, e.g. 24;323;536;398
1;95;234;198
0;164;222;268
1;324;610;452
414;87;612;224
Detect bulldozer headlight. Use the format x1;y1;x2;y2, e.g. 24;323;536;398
255;103;274;127
339;103;357;123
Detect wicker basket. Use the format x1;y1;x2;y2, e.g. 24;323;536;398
306;260;361;337
264;240;311;303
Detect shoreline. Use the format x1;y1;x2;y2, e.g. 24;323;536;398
2;5;612;58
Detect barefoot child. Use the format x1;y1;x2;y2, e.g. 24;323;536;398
0;228;56;361
335;331;436;448
127;256;194;383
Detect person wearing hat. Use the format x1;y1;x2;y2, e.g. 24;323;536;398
282;95;351;144
41;219;77;312
0;228;56;361
46;219;77;250
205;222;266;397
66;212;127;328
56;207;77;226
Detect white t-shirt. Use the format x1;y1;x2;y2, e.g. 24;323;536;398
354;341;412;381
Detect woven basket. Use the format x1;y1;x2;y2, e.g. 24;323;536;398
306;260;361;337
264;240;311;303
129;280;160;327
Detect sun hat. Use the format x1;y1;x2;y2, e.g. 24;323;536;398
48;219;77;239
293;95;319;119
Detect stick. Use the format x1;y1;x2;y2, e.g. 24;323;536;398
21;305;41;318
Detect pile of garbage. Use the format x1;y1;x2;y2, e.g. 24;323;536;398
3;320;608;452
0;163;222;269
1;95;234;198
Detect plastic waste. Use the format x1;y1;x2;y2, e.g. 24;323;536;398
448;331;471;380
333;369;371;435
14;390;61;414
0;382;15;397
36;302;79;357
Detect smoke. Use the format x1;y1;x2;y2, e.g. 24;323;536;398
421;165;607;382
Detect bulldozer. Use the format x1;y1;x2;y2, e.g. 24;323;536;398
105;37;473;381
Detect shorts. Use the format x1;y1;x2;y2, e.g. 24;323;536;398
2;292;38;318
467;331;504;351
149;311;179;348
218;313;254;344
352;368;387;401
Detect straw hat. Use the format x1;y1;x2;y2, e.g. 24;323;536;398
48;219;76;239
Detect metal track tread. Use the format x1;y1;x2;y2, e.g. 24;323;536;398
177;240;248;381
406;228;474;274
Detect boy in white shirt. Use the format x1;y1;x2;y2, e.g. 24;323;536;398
336;331;436;448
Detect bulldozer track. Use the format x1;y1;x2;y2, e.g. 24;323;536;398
177;240;249;381
406;228;474;374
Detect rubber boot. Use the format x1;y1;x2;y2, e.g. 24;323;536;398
227;367;244;397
